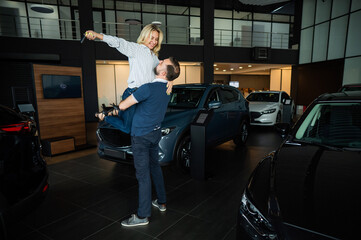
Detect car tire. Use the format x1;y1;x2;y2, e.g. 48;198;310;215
276;112;281;124
175;134;191;173
233;120;249;146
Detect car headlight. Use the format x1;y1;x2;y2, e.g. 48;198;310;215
240;190;278;239
261;108;276;115
161;127;176;136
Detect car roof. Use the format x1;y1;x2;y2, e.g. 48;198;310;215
173;83;236;89
248;90;284;94
316;91;361;102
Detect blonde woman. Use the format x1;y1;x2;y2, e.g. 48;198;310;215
86;24;173;133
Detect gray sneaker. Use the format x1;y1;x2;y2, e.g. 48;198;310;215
121;214;149;227
152;199;166;212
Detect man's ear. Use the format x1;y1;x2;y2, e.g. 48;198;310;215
161;70;167;77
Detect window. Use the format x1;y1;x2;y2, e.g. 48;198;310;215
220;89;238;103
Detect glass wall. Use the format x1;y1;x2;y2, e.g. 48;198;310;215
214;10;292;49
92;0;201;45
0;0;79;40
299;0;361;84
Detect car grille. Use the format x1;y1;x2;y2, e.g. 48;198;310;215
250;112;262;121
98;128;131;147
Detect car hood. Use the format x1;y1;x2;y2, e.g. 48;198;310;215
162;108;198;127
248;102;279;111
267;144;361;239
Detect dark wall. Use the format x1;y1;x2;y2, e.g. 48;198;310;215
0;61;34;109
291;59;344;106
215;47;298;64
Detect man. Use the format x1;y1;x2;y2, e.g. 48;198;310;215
114;57;180;227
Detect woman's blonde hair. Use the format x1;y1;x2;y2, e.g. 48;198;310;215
137;24;163;56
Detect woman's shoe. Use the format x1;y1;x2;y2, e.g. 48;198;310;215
95;112;106;121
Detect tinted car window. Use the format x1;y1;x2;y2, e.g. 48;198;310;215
0;105;24;125
205;89;220;106
219;89;238;103
247;92;280;102
295;103;361;148
340;86;361;92
169;88;206;108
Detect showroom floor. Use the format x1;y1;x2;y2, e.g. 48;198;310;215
6;127;282;240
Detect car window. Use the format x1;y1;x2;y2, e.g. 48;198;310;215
295;103;361;148
246;92;280;102
204;89;220;106
0;106;24;125
168;88;205;108
219;89;238;104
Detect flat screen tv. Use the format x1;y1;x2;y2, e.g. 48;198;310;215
42;74;82;99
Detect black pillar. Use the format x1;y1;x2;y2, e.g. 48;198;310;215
78;1;99;121
201;0;214;84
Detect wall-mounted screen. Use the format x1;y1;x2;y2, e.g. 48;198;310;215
229;81;239;88
42;75;82;99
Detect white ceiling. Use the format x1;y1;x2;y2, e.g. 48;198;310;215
214;62;292;75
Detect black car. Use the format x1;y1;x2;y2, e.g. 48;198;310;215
237;91;361;240
0;104;49;239
338;84;361;92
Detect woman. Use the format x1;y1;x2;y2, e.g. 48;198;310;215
86;24;172;133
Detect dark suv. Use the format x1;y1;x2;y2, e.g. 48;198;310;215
97;84;250;172
0;104;49;239
237;91;361;240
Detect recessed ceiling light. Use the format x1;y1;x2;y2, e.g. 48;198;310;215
230;68;234;71
239;66;243;69
223;69;226;72
248;65;252;67
215;68;219;70
213;64;217;67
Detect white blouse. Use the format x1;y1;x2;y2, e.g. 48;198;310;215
102;34;159;88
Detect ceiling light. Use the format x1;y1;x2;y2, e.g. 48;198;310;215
230;68;234;71
125;19;141;25
152;21;162;26
215;68;219;70
223;69;226;72
239;66;243;69
213;64;217;67
30;4;54;14
248;65;252;67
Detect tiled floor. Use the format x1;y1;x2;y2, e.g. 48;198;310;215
6;127;282;240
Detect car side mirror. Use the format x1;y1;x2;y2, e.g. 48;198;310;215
283;99;292;105
208;101;222;109
274;123;290;138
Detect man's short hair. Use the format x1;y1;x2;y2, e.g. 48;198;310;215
166;57;180;81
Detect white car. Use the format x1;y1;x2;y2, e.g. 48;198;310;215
246;91;295;126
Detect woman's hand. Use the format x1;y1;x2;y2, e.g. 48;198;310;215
84;30;103;40
166;81;173;95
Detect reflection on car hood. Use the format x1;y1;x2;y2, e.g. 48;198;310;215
248;102;279;112
162;108;198;127
271;144;361;239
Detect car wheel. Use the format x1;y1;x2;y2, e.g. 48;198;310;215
276;112;281;124
175;135;191;173
233;120;249;146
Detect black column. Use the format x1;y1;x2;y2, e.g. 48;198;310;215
78;1;98;122
201;0;214;84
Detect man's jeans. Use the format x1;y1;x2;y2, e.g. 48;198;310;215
105;87;137;134
132;129;167;218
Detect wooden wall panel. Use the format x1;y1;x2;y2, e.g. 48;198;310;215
33;64;86;146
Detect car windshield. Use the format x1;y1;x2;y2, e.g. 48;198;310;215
340;86;361;92
247;92;279;102
294;103;361;148
168;88;205;108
